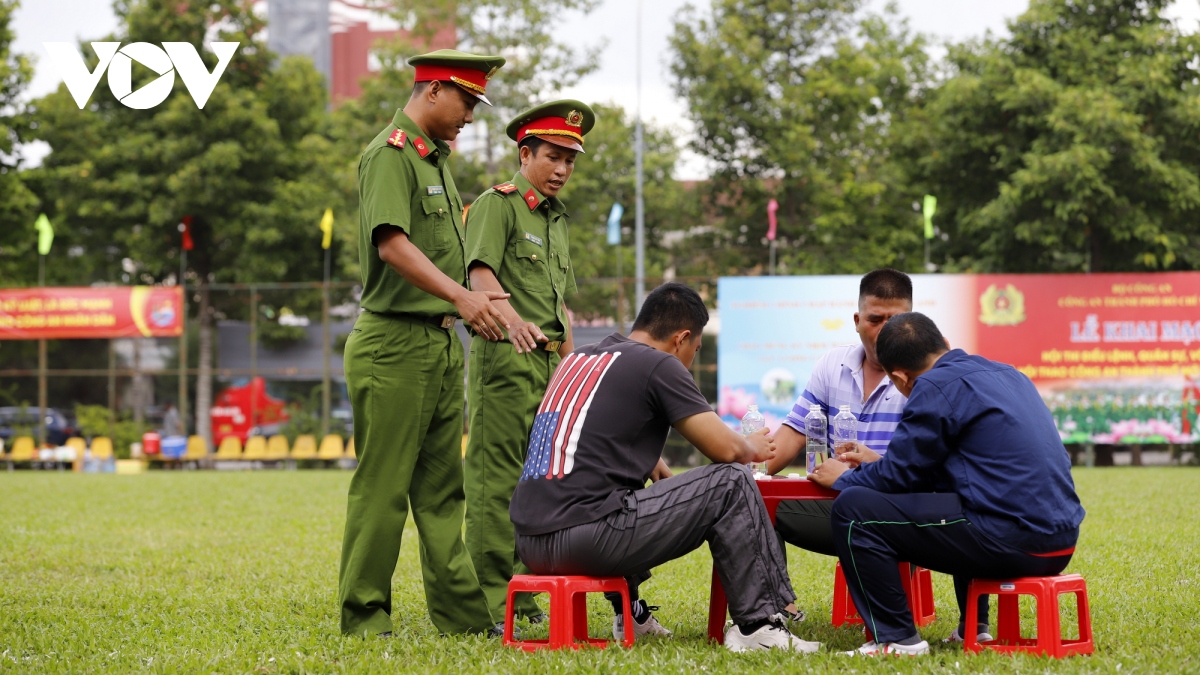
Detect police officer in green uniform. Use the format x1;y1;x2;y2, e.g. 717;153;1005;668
339;49;512;638
463;101;596;625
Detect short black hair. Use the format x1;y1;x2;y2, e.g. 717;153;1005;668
875;312;948;372
859;268;913;305
631;282;709;341
517;136;549;167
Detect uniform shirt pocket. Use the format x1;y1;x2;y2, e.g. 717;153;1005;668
416;196;451;251
511;241;548;293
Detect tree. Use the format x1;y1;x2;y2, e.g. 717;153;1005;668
26;0;354;445
0;0;38;284
554;103;698;323
904;0;1200;273
669;0;932;275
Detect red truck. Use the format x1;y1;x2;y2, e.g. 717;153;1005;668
210;377;289;442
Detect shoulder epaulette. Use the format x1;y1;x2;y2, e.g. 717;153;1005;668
385;129;407;149
492;182;518;194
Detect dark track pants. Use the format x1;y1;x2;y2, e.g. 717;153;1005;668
831;487;1074;644
515;463;796;624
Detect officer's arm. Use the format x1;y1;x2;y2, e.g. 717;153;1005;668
376;227;510;340
468;264;546;353
673;411;774;465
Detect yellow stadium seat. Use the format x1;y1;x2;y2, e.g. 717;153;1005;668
317;434;344;460
185;435;208;459
90;437;113;460
65;437;87;455
243;436;268;460
216;436;243;459
10;436;35;461
290;434;317;459
265;435;289;460
346;437;355;459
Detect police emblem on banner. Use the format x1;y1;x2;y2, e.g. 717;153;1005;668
979;284;1026;326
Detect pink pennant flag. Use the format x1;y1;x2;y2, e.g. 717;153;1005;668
766;199;779;241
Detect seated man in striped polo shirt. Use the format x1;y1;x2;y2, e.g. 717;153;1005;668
767;269;913;560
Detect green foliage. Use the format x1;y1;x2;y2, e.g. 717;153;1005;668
904;0;1200;273
556;103;698;321
73;403;146;459
669;0;931;275
0;468;1195;671
0;0;39;284
25;0;355;309
279;385;323;443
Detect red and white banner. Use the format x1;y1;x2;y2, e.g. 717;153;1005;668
0;286;184;340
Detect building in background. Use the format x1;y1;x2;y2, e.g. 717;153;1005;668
267;0;455;102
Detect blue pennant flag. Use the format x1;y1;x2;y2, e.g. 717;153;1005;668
606;202;624;246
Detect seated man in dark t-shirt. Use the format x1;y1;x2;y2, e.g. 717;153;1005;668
510;282;822;653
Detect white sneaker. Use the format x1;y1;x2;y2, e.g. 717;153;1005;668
943;627;993;643
724;614;821;653
613;602;672;641
841;639;930;656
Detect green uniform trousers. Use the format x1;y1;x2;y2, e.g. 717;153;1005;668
465;336;559;620
338;311;494;636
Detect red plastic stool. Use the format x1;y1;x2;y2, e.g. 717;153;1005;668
832;562;936;628
964;574;1093;657
502;575;634;651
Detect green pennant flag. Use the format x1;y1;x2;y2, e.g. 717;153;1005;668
922;195;937;240
34;213;54;255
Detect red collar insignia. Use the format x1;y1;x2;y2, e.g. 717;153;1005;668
386;129;407;149
523;188;540;210
412;135;431;158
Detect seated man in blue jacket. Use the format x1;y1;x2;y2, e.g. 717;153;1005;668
810;312;1085;656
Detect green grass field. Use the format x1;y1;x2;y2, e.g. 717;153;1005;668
1;467;1197;674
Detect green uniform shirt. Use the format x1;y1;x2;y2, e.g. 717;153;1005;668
465;173;577;340
357;110;467;316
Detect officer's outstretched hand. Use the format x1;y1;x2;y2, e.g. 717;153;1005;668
456;289;511;341
509;321;547;354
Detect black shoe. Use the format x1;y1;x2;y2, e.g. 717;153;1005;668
525;612;548;624
376;631;394;638
488;622;521;639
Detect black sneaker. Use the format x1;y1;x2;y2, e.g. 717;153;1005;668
487;622;522;639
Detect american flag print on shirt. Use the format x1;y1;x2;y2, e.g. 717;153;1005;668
521;352;621;481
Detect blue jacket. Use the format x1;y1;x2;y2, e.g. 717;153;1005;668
833;349;1085;553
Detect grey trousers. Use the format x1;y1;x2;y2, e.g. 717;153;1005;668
515;463;796;625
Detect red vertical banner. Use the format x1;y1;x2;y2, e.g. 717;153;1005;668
0;286;184;340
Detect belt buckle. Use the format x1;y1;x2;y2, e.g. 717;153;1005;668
543;340;562;352
439;315;457;330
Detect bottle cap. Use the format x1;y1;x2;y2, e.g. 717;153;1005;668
809;404;821;412
839;404;851;412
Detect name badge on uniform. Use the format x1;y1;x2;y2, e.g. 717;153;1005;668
524;232;544;247
427;185;445;196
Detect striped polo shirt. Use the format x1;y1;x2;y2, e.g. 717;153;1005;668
781;343;907;454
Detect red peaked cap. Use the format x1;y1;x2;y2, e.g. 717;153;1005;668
506;100;597;153
408;49;506;105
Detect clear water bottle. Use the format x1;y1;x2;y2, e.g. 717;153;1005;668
804;404;828;475
832;404;858;457
741;404;767;476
